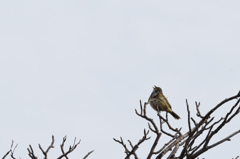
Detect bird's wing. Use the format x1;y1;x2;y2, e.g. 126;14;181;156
159;94;172;109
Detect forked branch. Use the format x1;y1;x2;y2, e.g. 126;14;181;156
3;136;93;159
114;91;240;159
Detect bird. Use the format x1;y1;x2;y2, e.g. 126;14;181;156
148;86;180;120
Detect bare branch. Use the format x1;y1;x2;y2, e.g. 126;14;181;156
186;99;192;135
179;92;240;158
2;150;11;159
135;101;160;134
113;137;130;156
195;101;204;118
156;131;189;159
154;133;177;154
167;143;180;159
158;113;182;137
57;136;81;159
191;117;197;126
115;90;240;159
83;150;94;159
10;141;18;159
38;135;54;159
113;129;151;159
159;115;174;138
208;129;240;149
27;145;38;159
146;132;160;159
2;141;18;159
3;136;90;159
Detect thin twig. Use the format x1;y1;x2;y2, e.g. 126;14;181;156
38;135;54;159
83;150;94;159
57;137;81;159
186;99;192;135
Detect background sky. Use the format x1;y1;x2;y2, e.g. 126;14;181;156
0;1;240;158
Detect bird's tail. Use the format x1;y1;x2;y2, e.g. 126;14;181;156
170;111;180;120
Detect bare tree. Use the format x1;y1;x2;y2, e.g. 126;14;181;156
2;136;93;159
114;91;240;159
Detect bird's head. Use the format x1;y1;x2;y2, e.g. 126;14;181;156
153;85;163;94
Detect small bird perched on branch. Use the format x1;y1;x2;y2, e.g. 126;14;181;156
148;86;180;120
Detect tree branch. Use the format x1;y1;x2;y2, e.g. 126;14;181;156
2;141;18;159
38;135;55;159
115;90;240;159
83;150;94;159
57;136;81;159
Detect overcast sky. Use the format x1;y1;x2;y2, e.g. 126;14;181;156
1;1;240;158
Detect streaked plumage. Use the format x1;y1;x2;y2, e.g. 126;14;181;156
148;86;180;120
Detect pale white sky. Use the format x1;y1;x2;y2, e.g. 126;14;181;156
0;1;240;158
